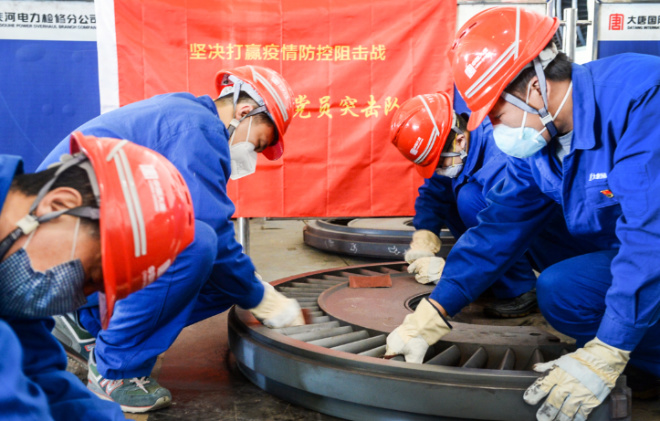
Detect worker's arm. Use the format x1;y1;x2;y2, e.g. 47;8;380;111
387;157;554;362
412;173;457;235
164;127;303;327
598;85;660;352
406;174;456;266
430;156;555;317
5;318;126;421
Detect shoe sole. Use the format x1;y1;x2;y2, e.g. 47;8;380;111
89;389;172;413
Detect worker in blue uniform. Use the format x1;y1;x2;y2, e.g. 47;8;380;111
400;89;538;317
39;65;302;413
0;133;195;420
386;7;660;421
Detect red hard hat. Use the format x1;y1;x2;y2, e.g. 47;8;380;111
389;92;454;178
215;65;294;161
70;132;195;329
449;7;559;131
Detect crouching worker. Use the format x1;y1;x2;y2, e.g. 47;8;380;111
0;132;194;420
391;92;574;318
40;65;305;412
388;7;660;420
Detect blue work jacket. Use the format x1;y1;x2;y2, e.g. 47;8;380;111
432;53;660;351
0;155;125;420
413;93;507;234
39;93;263;310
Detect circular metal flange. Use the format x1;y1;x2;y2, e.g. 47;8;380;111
228;262;631;421
303;218;455;260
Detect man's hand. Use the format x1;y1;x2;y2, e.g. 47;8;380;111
407;256;445;284
248;280;305;328
404;230;441;264
384;298;452;363
524;338;630;420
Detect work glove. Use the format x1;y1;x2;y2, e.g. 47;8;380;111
404;230;441;264
524;338;631;421
407;256;445;284
384;298;452;363
248;280;305;328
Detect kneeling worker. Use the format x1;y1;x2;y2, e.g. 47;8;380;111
388;7;660;420
391;91;569;317
0;132;194;420
40;65;305;412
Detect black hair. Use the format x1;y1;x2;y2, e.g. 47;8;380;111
504;42;572;97
11;166;100;236
215;91;274;128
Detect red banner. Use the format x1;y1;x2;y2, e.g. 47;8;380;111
113;0;456;217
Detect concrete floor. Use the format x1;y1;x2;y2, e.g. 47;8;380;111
127;219;660;421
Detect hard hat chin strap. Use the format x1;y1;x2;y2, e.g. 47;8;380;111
226;105;268;139
500;57;558;139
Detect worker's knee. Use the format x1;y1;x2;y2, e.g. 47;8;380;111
535;264;567;322
175;221;217;286
190;221;217;262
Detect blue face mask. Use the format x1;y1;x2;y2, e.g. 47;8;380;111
492;124;547;158
0;248;87;318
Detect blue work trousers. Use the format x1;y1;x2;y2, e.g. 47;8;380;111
537;249;660;377
455;181;537;299
79;222;247;379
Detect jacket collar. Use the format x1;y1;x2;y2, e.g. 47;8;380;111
570;63;597;151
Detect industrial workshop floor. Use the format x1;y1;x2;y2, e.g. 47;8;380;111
124;219;660;421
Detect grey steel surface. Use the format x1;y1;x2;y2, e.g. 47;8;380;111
563;7;579;59
237;217;250;256
228;262;631;421
303;218;455;260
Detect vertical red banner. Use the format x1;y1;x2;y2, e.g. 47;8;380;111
114;0;456;217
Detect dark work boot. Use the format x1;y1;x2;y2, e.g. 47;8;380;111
623;364;660;400
483;289;537;318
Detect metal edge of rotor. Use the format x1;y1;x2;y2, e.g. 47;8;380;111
228;262;627;421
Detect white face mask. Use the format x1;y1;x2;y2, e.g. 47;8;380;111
435;164;464;178
229;117;258;180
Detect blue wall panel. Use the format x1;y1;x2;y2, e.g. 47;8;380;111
0;39;100;172
598;40;660;59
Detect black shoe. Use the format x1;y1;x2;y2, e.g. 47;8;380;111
483;289;537;318
623;364;660;401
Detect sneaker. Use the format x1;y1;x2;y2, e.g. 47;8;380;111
52;313;96;379
623;364;660;401
483;289;538;318
87;351;172;413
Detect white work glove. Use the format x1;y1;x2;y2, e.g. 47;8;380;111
248;280;305;328
404;229;441;264
384;298;452;363
407;256;445;284
524;338;631;421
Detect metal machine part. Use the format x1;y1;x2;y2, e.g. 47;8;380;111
229;262;631;421
303;218;455;260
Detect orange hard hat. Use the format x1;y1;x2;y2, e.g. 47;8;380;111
389;92;454;178
70;132;195;329
448;7;559;131
215;65;294;161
